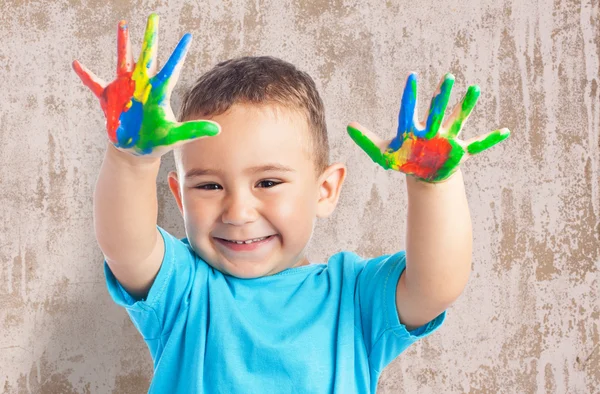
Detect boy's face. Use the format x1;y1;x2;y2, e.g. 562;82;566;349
169;103;345;278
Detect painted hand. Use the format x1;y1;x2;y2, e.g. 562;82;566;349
347;73;510;183
72;14;219;156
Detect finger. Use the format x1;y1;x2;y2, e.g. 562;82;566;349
72;60;105;98
117;20;134;76
138;13;159;77
398;73;418;133
465;128;511;155
153;33;192;89
162;120;221;146
391;73;418;150
348;122;387;150
443;85;480;139
424;73;454;139
346;122;389;169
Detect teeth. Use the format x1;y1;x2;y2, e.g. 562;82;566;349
229;236;267;244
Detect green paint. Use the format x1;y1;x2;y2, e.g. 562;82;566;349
434;139;465;182
132;80;219;155
425;74;454;140
466;128;511;155
448;85;480;138
347;73;511;183
347;125;389;169
75;13;219;157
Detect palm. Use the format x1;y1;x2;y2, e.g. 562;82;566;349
73;14;219;156
347;73;510;183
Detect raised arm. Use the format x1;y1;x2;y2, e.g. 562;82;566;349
94;146;163;299
400;168;471;329
73;15;219;298
347;73;510;329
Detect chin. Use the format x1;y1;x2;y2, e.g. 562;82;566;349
234;261;285;278
190;239;291;278
207;258;278;279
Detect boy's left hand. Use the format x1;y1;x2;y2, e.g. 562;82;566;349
347;73;510;183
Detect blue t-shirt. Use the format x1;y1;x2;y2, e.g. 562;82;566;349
105;227;445;393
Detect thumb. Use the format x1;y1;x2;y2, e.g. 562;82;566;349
346;122;389;169
72;60;106;98
162;120;221;147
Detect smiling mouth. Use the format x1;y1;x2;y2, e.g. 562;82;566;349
216;235;275;245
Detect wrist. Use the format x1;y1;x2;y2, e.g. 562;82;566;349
406;169;464;193
105;143;161;169
406;168;463;187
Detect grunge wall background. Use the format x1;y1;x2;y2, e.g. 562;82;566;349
0;0;598;392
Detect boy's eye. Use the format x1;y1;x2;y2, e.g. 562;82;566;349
197;183;222;190
257;180;281;188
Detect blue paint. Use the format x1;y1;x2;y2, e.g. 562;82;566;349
116;99;144;148
425;74;454;139
390;73;418;151
153;33;192;88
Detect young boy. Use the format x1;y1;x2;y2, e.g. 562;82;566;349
73;14;509;393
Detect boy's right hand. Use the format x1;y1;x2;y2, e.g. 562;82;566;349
73;14;220;157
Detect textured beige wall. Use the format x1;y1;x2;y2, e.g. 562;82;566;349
0;0;598;393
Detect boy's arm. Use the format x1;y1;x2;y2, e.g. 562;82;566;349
397;169;472;330
347;72;510;330
73;14;219;299
94;145;164;299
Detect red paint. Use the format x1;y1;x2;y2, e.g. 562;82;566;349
400;137;452;179
72;59;136;143
117;21;132;76
101;75;136;142
72;20;137;143
72;61;104;97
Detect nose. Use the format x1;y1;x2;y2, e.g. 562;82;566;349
221;191;259;226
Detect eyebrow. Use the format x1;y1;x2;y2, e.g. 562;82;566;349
185;164;296;178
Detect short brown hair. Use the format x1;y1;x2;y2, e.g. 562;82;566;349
178;56;329;173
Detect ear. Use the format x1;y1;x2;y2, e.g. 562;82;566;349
168;170;184;216
316;163;347;218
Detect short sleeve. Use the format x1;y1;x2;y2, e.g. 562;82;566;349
355;251;446;373
104;227;206;354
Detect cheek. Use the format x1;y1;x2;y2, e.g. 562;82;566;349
267;187;317;224
181;193;217;230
